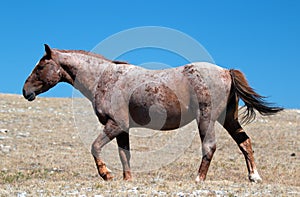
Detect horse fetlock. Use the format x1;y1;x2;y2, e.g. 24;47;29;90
123;171;132;181
249;170;262;183
101;172;114;181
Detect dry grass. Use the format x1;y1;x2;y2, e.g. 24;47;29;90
0;94;299;196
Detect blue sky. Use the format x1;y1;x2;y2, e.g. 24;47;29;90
0;1;299;108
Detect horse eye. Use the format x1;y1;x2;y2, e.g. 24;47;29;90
37;65;44;71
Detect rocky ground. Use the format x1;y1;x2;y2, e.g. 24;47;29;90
0;94;299;196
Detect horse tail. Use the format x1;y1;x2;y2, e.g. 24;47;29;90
229;69;283;124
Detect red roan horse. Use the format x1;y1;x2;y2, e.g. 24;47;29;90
23;45;283;182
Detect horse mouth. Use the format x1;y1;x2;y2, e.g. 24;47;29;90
26;93;36;101
23;90;36;101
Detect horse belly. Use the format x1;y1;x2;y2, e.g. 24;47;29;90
128;82;195;130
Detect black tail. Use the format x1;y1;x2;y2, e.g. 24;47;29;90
229;69;283;124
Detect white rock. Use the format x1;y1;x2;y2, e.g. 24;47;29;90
193;190;210;195
177;191;185;196
66;190;79;195
214;190;226;196
0;129;9;133
0;144;11;153
17;192;27;197
17;132;30;138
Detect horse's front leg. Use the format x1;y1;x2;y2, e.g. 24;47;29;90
116;132;132;180
91;119;122;181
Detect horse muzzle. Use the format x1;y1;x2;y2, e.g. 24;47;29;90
23;89;36;101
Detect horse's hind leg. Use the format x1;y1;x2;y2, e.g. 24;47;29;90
91;119;123;181
116;131;132;180
195;103;216;182
221;96;262;182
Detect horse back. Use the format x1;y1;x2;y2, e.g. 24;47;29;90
94;63;232;130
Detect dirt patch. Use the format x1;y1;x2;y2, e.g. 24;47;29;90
0;94;299;196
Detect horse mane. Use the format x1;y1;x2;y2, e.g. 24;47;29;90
56;49;129;65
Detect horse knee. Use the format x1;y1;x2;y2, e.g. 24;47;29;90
198;122;216;157
91;141;101;157
197;140;216;182
210;143;216;153
91;134;109;157
202;142;216;159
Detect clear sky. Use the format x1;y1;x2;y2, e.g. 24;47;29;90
0;1;299;108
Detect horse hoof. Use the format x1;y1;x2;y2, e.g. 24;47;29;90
101;173;114;181
123;171;132;181
195;176;205;183
123;177;133;181
249;171;262;183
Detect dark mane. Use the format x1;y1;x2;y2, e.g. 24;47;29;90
56;49;129;64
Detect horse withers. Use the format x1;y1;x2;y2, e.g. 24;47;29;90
23;44;283;182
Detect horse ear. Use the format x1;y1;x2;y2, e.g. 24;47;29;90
44;44;52;59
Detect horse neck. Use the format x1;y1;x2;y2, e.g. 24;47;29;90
56;50;112;101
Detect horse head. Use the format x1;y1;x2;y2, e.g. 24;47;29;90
23;44;63;101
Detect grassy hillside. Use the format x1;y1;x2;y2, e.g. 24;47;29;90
0;94;299;196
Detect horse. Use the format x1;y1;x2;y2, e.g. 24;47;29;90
23;44;283;182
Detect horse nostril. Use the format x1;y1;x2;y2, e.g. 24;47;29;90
23;89;36;101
